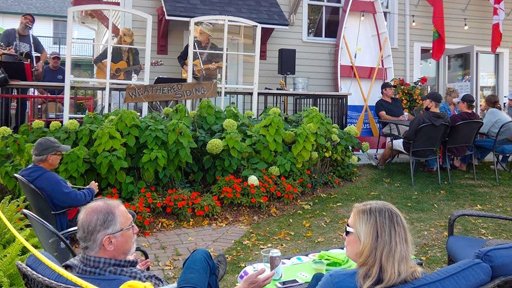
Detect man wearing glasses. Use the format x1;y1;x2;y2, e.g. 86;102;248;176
63;198;273;288
19;137;98;231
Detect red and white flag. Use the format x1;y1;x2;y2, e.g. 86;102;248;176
490;0;505;53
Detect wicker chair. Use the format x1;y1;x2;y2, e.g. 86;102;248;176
16;261;76;288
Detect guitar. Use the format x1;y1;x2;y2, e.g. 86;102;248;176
181;59;223;79
96;59;163;80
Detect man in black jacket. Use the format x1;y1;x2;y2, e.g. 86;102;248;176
373;91;449;168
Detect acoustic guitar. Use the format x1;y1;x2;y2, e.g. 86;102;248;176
181;59;222;79
96;59;163;80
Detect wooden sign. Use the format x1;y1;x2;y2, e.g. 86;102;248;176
125;81;217;103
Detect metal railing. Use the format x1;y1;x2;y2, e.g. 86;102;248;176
36;36;94;58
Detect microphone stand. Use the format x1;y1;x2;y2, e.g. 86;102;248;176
27;25;37;73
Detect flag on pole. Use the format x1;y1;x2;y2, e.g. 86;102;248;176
490;0;505;53
426;0;446;61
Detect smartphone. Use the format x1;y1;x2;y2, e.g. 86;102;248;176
276;279;302;288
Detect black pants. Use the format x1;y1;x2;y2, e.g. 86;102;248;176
0;88;27;132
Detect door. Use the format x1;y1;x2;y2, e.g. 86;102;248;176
442;46;476;103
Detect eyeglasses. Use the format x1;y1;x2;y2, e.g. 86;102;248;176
107;221;136;236
344;224;355;237
51;152;63;157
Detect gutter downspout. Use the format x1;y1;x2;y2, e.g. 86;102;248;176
405;0;410;82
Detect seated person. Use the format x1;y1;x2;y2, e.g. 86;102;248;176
310;201;423;288
64;198;273;288
373;92;449;169
448;94;481;171
375;81;412;137
472;94;512;170
439;87;459;117
19;137;98;231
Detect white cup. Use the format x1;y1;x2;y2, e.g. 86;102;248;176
402;112;409;120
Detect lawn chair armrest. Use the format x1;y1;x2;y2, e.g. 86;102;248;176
448;210;512;237
60;227;77;238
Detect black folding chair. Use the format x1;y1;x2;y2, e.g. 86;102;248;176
444;120;483;183
16;261;76;288
490;121;512;183
14;173;73;233
403;122;450;185
22;209;76;264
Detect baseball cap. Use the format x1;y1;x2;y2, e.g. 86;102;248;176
507;92;512;100
32;137;70;157
425;91;443;104
21;13;35;24
381;82;396;91
49;51;61;59
453;94;475;104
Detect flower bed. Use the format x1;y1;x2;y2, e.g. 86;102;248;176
0;100;362;234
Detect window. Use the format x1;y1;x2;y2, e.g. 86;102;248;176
304;0;396;46
53;20;67;45
306;0;343;40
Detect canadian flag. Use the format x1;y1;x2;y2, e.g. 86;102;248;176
490;0;505;53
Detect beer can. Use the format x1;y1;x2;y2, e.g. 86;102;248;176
269;249;282;280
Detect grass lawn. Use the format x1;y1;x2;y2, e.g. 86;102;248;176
221;163;512;288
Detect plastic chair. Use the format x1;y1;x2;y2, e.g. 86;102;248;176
14;173;71;232
22;209;77;264
16;261;76;288
490;121;512;183
403;122;450;185
444;120;483;182
446;210;512;265
376;120;405;156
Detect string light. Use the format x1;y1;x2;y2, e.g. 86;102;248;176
361;12;365;21
464;18;469;30
412;15;416;26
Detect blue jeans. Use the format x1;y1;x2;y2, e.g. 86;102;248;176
177;249;218;288
470;138;512;164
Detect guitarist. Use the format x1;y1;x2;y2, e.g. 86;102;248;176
177;22;222;81
0;13;47;132
94;28;141;81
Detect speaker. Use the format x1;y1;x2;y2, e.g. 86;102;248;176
278;48;296;75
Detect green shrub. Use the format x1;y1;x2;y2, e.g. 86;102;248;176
0;196;40;287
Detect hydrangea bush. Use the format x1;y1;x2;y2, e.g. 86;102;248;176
0;100;361;228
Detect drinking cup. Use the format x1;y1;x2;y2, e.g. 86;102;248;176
261;248;272;268
312;259;326;273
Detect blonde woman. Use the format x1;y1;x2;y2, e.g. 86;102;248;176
315;201;422;288
93;27;141;81
440;87;459;117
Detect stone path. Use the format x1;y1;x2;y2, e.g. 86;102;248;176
137;225;247;281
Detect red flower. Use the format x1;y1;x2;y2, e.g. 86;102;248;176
262;196;268;202
251;198;256;203
140;187;146;193
112;187;118;194
306;170;311;175
145;192;152;198
307;183;312;189
166;207;172;213
144;219;150;226
156;202;162;208
150;186;156;191
195;210;205;216
276;191;282;197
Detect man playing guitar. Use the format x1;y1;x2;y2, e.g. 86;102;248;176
177;22;222;81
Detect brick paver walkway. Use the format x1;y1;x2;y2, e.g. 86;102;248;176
137;225;247;281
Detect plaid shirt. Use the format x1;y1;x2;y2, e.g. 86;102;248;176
63;254;167;287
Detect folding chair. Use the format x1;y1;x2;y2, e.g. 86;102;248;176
14;173;73;233
444;120;483;182
403;122;450;185
474;121;512;183
16;261;76;288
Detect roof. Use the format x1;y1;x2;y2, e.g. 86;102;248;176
0;0;70;18
161;0;289;27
